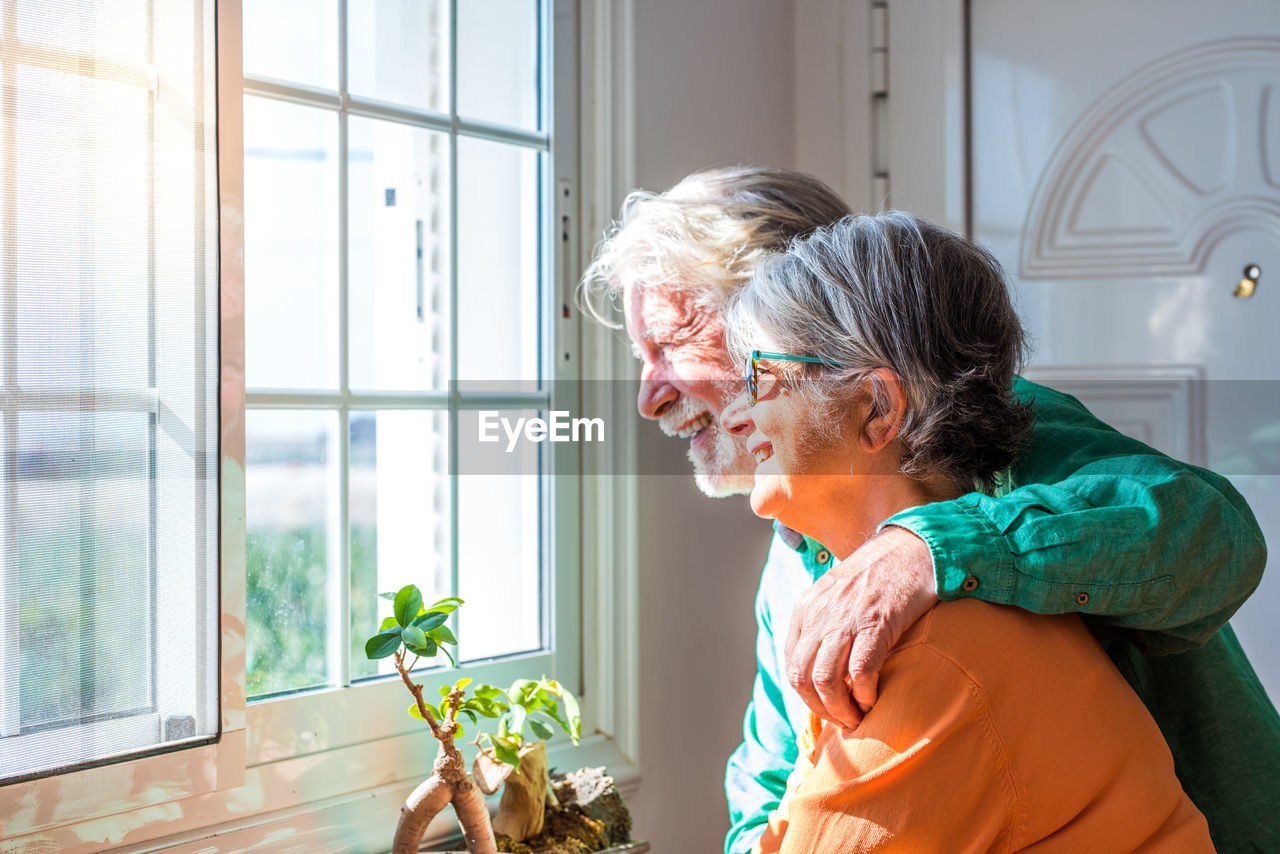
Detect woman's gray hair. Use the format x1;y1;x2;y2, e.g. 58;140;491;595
726;211;1032;493
579;166;853;326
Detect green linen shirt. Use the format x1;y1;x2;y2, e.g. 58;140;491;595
724;376;1279;854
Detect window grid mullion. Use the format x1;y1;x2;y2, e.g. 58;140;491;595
447;0;462;662
242;78;549;153
336;0;352;689
1;4;21;739
146;0;160;724
246;390;553;410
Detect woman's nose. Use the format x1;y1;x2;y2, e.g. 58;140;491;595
720;389;754;436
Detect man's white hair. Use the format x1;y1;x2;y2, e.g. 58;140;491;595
579;165;854;326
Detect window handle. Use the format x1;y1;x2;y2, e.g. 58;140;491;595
558;179;574;320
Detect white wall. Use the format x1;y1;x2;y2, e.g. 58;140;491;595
619;1;799;850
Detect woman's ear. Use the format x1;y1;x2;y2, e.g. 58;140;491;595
859;368;907;452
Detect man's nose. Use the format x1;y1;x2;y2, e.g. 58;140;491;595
720;389;754;437
636;362;679;420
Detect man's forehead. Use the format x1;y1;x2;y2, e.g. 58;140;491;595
626;283;697;330
635;318;686;340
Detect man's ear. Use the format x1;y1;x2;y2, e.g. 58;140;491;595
859;368;907;452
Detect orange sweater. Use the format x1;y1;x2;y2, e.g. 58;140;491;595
754;600;1212;853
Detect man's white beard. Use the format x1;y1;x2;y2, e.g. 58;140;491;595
656;390;754;498
689;422;755;498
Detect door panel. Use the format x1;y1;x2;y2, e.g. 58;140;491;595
972;1;1280;697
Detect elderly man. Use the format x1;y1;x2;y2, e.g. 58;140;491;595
582;166;1279;854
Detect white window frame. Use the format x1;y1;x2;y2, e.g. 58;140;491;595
0;1;642;850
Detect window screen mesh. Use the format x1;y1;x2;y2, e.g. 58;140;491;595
0;0;219;782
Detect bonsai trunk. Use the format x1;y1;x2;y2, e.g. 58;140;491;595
391;659;498;854
393;738;496;854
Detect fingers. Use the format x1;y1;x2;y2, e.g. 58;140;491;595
848;625;891;714
811;633;862;730
784;631;827;723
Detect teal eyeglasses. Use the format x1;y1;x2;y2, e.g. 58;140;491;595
745;349;840;405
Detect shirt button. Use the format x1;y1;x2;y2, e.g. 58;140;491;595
961;576;979;592
815;549;831;565
1075;592;1090;605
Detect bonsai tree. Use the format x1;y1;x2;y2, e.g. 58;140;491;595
365;585;581;854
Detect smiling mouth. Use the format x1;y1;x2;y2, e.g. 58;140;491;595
751;445;773;464
673;412;713;440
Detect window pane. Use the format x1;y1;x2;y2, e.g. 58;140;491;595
16;413;151;731
15;0;148;64
349;411;451;680
457;0;540;131
457;139;541;383
243;0;338;90
245;97;339;390
15;66;149;390
348;118;451;392
246;411;337;697
457;410;542;662
0;0;219;783
347;0;449;113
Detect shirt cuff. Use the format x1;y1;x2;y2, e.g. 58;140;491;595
880;497;1017;604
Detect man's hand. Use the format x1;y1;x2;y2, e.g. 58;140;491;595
784;526;938;729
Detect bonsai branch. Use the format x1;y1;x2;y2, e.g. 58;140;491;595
395;649;443;739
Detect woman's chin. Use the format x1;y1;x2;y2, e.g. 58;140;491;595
749;477;786;520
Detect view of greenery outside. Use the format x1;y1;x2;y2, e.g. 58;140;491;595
18;510;149;728
244;527;383;696
245;527;328;697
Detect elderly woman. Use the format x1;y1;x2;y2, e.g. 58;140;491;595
718;212;1212;853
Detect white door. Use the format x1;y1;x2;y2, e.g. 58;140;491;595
970;0;1280;697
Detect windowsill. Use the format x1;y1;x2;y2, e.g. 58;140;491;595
28;727;640;854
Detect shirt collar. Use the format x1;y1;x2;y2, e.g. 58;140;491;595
773;520;807;551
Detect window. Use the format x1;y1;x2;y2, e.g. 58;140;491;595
0;0;219;784
241;0;578;724
0;1;627;847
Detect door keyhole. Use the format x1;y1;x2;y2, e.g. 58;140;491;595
1234;263;1261;299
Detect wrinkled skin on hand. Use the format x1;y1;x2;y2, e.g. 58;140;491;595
784;526;939;729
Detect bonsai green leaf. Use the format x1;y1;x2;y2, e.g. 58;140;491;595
408;702;433;722
461;709;477;725
379;616;399;632
405;637;438;658
473;684;505;702
506;705;528;739
401;624;428;649
528;717;555;741
394;585;423;628
491;735;521;770
453;677;473;692
453;721;464;739
561;688;582;744
427;595;465;614
365;628;403;660
437;645;455;667
413;610;448;633
377;591;398;601
508;678;537;704
464;697;504;719
427;624;457;646
438;684;452;697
